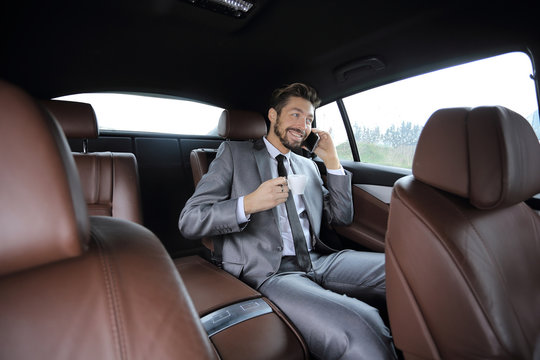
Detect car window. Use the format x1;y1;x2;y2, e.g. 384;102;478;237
326;52;539;168
316;101;354;161
55;93;224;136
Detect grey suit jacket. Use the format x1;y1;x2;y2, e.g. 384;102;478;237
179;138;353;289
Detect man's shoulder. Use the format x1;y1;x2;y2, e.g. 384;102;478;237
220;139;261;154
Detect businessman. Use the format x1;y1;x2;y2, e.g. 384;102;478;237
179;83;396;359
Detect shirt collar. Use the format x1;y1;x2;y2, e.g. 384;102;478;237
263;136;290;161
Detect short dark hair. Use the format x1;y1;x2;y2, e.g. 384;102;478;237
270;83;321;115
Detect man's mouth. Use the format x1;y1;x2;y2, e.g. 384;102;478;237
287;128;305;141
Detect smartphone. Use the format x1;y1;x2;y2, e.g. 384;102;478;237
303;131;320;153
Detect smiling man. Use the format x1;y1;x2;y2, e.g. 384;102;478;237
179;83;396;359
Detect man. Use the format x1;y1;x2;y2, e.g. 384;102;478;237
179;83;396;359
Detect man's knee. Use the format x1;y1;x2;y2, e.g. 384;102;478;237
309;303;395;360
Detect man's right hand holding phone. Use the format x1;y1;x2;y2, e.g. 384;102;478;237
306;129;341;171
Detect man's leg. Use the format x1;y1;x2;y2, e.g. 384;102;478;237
259;271;396;360
311;250;387;310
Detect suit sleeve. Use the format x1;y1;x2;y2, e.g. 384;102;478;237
179;142;245;239
322;169;354;226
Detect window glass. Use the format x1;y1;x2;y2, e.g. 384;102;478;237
343;52;539;168
55;93;224;135
316;101;353;160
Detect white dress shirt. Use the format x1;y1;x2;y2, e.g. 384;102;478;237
236;137;344;255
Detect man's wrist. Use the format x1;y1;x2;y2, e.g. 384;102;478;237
327;167;345;176
324;157;341;170
237;196;250;223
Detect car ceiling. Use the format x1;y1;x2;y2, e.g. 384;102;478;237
1;0;536;113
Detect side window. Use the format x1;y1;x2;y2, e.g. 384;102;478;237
342;51;538;168
316;101;354;161
55;93;224;136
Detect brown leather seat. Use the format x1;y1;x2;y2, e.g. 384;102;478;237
385;106;540;359
43;99;143;224
190;109;267;252
190;109;267;187
181;111;308;359
0;80;216;359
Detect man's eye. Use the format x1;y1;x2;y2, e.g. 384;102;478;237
291;113;299;117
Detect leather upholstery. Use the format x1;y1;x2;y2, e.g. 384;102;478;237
44;99;143;224
174;256;308;360
0;81;89;276
184;110;309;359
217;109;267;140
386;106;540;359
0;80;217;359
74;153;142;223
174;256;261;315
194;109;266;187
42;99;99;138
192;110;266;250
210;312;307;360
190;148;218;187
334;184;391;252
413;106;540;209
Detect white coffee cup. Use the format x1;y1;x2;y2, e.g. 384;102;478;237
287;174;307;195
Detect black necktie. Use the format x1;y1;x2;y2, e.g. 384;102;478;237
276;154;312;271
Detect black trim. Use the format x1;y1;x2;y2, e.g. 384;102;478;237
337;99;360;162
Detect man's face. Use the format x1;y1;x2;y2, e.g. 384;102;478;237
272;97;315;151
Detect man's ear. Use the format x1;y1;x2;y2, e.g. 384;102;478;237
268;108;277;123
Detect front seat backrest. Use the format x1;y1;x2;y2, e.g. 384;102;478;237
43;99;143;224
385;106;540;359
0;80;216;360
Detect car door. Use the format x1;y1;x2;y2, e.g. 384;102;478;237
314;51;540;253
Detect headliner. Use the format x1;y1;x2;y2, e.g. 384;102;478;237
0;0;536;113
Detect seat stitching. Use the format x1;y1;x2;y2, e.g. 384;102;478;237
93;226;127;360
110;153;115;217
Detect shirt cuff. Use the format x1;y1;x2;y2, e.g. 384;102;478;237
236;196;251;224
327;167;345;176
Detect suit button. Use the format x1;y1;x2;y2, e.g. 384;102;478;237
277;246;283;251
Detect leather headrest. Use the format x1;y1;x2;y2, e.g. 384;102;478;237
42;99;99;139
413;106;540;209
0;81;90;276
218;109;267;140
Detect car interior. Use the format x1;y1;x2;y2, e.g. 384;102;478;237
1;1;539;359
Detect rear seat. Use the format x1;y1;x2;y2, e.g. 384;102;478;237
189;110;267;254
174;256;307;359
178;110;309;359
42;100;143;224
44;100;307;358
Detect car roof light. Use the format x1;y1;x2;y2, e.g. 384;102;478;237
185;0;254;18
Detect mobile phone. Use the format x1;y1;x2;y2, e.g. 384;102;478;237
303;131;320;153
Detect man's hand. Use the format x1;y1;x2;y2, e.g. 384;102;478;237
309;128;341;170
244;177;289;215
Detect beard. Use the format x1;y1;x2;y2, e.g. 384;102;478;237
273;116;306;151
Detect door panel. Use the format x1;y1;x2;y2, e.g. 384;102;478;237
318;160;409;252
342;161;410;187
334;184;391;253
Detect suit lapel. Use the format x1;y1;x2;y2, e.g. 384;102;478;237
253;138;282;234
253;138;273;183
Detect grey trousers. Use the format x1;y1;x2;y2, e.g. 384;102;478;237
258;250;397;360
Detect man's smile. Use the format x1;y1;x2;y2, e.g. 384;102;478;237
286;128;306;141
